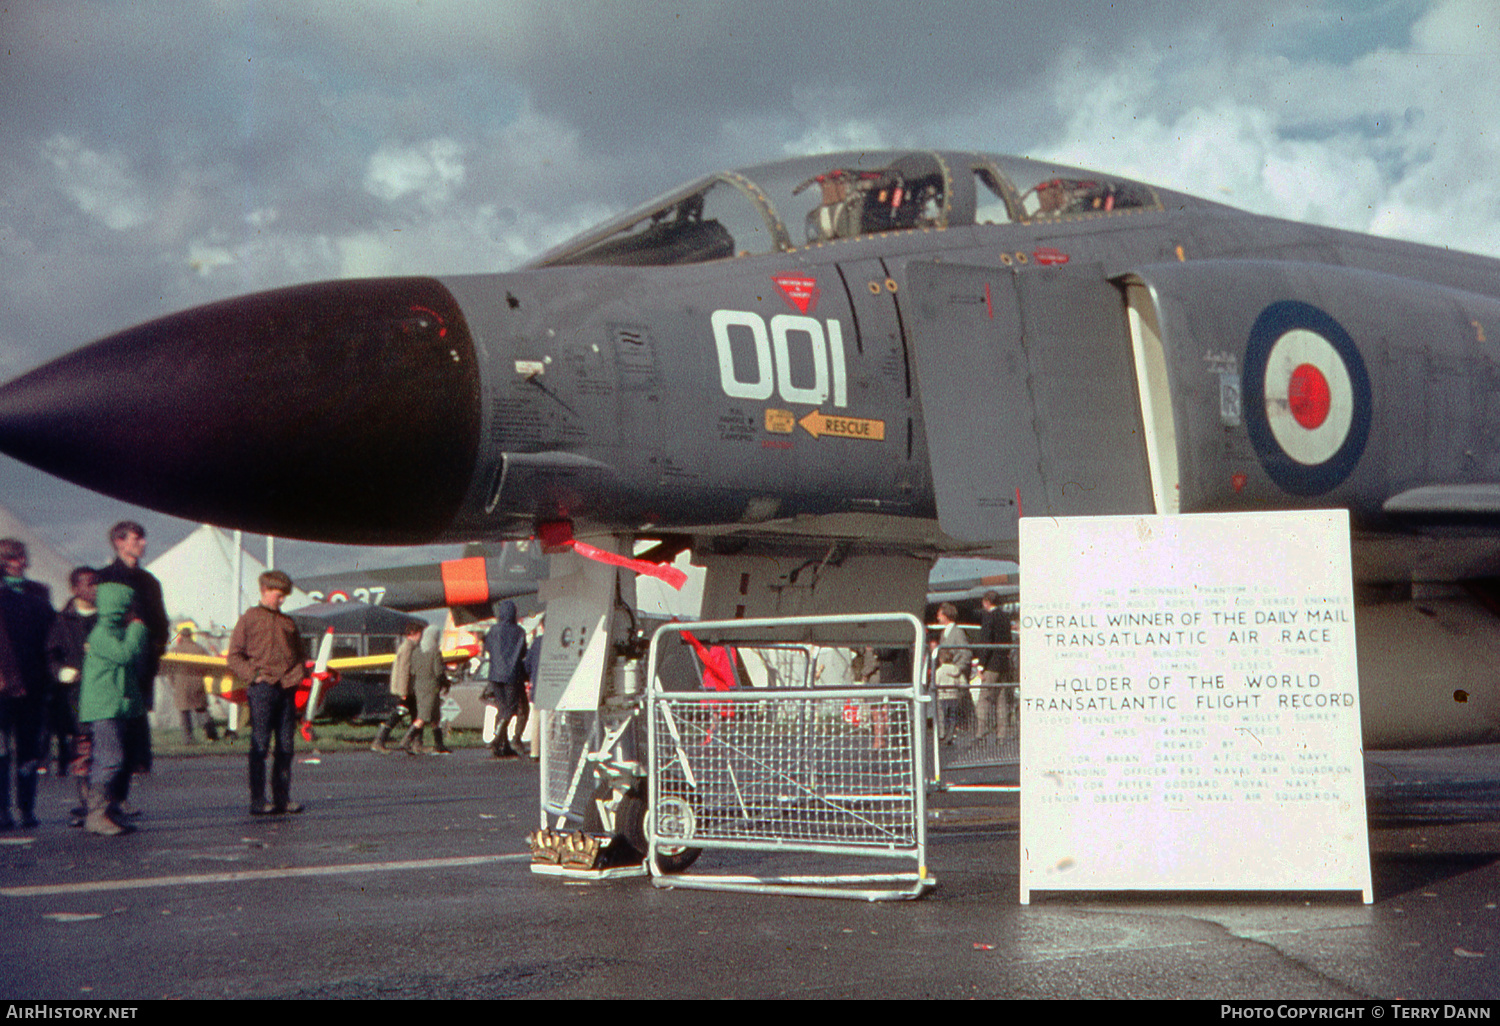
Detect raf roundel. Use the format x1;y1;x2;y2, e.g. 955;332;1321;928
1242;301;1372;496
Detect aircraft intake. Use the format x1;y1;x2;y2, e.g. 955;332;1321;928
0;277;482;543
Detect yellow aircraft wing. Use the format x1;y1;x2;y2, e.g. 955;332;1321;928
160;651;230;670
160;648;479;672
323;648;479;672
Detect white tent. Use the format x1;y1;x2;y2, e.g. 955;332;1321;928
147;525;308;633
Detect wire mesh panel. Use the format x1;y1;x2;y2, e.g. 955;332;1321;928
646;613;934;901
541;709;596;828
930;642;1021;786
652;693;918;850
933;682;1021;768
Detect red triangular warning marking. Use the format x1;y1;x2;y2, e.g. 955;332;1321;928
772;273;820;314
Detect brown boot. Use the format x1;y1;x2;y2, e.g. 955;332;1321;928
84;790;125;837
398;725;425;755
370;723;393;754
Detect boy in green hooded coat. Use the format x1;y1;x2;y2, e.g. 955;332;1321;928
78;581;148;836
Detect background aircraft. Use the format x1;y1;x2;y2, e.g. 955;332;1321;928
293;538;1016;624
162;615;481;728
3;148;1499;749
295;540;548;622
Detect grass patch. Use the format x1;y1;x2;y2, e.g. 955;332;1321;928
147;721;492;757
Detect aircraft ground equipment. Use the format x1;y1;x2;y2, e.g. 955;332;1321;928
645;613;935;901
531;701;667;879
526;540;696;880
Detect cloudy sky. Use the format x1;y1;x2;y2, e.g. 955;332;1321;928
0;0;1494;574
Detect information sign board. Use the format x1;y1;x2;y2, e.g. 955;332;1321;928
1018;511;1372;903
533;549;632;713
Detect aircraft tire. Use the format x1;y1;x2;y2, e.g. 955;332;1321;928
617;793;701;874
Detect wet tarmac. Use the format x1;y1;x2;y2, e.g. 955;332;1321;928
2;743;1500;1000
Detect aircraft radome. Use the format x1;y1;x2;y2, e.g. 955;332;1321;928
3;148;1499;750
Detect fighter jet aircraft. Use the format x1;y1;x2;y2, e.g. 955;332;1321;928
3;148;1499;748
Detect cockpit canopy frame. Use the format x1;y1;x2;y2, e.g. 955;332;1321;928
533;150;1165;269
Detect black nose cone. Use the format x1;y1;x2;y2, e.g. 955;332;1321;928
0;277;481;544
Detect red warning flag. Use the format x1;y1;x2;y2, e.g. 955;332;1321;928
536;520;688;590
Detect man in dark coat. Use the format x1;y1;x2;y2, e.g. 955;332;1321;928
46;566;97;824
95;522;169;699
0;539;55;829
482;600;528;759
975;590;1014;740
95;521;168;782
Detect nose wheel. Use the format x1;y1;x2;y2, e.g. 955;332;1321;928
616;793;701;874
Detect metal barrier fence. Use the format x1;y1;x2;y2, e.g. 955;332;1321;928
928;641;1020;790
646;613;935;901
541;708;625;830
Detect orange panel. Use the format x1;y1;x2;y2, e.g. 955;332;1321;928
440;556;491;606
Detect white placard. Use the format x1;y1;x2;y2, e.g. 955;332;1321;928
1019;511;1371;903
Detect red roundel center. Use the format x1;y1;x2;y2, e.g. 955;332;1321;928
1288;363;1331;429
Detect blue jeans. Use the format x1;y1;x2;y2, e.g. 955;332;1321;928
247;681;296;806
87;717;132;807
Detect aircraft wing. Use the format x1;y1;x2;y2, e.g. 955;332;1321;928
324;648;479;673
160;646;480;673
160;650;229;670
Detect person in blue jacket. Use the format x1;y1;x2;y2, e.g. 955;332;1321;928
482;600;528;759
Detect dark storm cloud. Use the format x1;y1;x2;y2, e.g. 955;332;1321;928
289;0;1323;201
1;0;1343;272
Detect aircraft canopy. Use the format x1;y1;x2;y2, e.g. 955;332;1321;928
536;150;1167;268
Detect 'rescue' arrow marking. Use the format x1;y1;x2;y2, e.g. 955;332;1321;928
798;410;885;440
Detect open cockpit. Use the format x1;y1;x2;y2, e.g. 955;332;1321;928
536;150;1167;268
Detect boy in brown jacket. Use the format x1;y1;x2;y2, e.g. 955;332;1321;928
228;571;306;815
